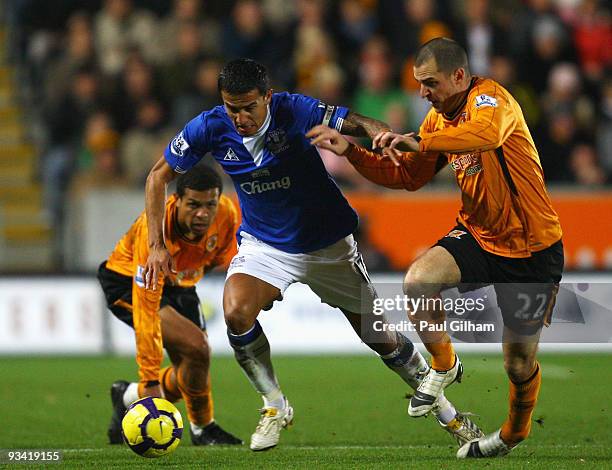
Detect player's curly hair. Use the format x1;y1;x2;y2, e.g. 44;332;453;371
177;164;223;197
217;58;270;95
415;37;470;75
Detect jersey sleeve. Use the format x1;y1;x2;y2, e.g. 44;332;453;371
345;144;445;191
164;113;212;174
418;85;517;153
291;94;349;132
131;223;164;383
211;199;239;269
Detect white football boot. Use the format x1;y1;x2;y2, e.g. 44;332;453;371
249;399;294;451
409;355;463;417
437;412;484;447
456;429;514;458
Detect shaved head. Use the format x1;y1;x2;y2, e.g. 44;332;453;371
415;37;470;76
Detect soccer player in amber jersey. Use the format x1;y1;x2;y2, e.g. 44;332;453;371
307;38;564;459
97;165;242;446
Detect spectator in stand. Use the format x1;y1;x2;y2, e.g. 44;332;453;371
70;112;128;195
159;20;204;99
597;77;612;174
489;54;540;127
353;36;411;131
109;54;164;132
171;58;223;128
155;0;221;65
536;110;582;183
452;0;504;76
120;99;170;187
517;8;576;94
541;63;595;139
332;0;378;81
220;0;274;63
569;144;608;186
293;26;338;97
44;12;98;109
569;0;612;84
94;0;158;76
41;66;103;248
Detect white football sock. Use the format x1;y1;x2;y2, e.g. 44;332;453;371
122;382;139;408
228;321;284;408
263;391;285;410
433;394;458;425
190;420;214;436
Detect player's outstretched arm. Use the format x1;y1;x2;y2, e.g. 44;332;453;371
143;157;177;290
341;111;391;140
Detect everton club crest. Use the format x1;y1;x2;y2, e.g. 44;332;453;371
265;128;289;154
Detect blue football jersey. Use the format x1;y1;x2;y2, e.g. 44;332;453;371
164;92;358;253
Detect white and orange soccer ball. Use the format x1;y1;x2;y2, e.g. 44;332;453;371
121;397;183;458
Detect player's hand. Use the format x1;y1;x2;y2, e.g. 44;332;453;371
306;125;350;155
373;131;419;153
370;131;405;167
143;245;174;290
142;383;162;398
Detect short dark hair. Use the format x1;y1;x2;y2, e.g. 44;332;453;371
415;37;470;75
176;164;223;197
217;58;270;95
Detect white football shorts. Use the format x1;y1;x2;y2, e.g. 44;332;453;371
227;231;377;314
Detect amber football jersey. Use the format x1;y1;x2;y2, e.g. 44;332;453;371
346;77;562;258
106;194;238;381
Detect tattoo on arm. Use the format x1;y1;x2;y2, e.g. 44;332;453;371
341;112;391;139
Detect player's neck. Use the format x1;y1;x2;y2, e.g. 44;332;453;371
442;77;476;120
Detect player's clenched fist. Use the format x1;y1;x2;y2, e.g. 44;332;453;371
143;245;174;290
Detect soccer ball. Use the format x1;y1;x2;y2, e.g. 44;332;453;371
121;397;183;458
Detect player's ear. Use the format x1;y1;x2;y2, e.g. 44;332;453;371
263;89;273;104
454;68;465;83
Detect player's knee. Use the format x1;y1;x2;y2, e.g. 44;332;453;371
224;298;258;334
504;355;535;383
403;264;436;297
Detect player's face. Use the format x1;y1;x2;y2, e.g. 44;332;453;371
176;187;220;239
414;59;466;113
221;88;272;136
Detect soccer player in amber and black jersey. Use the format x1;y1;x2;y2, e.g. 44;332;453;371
308;38;563;459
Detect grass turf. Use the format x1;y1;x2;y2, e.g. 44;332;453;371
2;353;611;469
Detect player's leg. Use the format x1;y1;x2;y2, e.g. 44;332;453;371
306;235;483;445
458;242;563;458
457;330;541;459
158;305;242;445
342;310;429;389
500;332;542;447
224;271;294;451
342;309;481;445
403;246;463;416
97;262;142;444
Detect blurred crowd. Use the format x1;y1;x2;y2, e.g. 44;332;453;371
4;0;612;227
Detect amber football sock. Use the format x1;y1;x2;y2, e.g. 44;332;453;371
177;371;214;427
160;366;182;403
500;362;542;447
428;340;456;371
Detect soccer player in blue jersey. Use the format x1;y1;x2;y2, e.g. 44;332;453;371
142;58;482;451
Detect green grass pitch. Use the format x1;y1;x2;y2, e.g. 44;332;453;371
2;353;611;469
